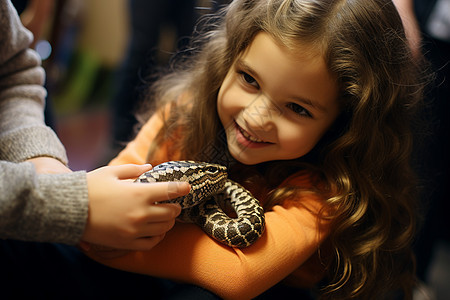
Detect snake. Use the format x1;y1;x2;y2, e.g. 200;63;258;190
135;161;266;248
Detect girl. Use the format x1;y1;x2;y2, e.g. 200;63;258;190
86;0;426;299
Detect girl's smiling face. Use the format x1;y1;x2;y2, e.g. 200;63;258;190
217;32;340;165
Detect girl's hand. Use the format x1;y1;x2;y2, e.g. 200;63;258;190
81;164;190;251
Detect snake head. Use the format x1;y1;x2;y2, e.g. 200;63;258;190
136;161;228;208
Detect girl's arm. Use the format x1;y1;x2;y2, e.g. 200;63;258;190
95;106;331;299
87;181;330;299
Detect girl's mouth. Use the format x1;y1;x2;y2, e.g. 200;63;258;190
234;121;273;147
238;126;264;142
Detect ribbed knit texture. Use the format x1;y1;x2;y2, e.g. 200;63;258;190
0;0;89;244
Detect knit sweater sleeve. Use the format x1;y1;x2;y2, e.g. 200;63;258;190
0;161;88;244
0;0;88;244
0;0;68;164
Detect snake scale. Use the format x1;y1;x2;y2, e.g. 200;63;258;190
135;161;266;248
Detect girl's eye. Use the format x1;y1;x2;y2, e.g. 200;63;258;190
239;71;259;88
286;102;312;118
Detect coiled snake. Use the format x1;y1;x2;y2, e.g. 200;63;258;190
135;161;266;248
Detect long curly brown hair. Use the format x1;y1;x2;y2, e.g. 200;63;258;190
139;0;428;298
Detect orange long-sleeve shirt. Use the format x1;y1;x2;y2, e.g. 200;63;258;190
88;109;332;299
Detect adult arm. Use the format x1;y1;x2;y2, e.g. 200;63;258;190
0;1;189;248
0;0;67;163
0;161;88;243
0;0;88;244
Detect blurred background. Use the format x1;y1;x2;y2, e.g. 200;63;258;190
14;0;228;171
11;0;450;299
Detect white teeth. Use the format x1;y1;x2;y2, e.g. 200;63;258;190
240;127;264;143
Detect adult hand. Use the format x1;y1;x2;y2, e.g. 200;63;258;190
81;164;190;250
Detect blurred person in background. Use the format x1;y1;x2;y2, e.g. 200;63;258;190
394;0;450;287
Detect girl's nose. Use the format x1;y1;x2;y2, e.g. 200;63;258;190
242;92;278;132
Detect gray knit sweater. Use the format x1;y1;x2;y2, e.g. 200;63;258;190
0;0;88;244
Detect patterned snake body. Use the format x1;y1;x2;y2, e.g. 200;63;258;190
136;161;265;248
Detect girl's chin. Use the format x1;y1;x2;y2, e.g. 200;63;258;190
227;144;264;165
